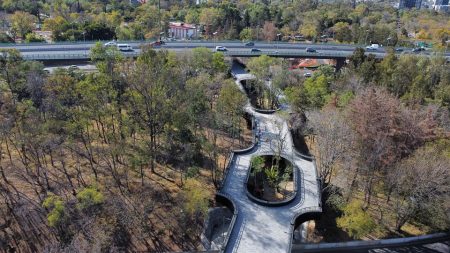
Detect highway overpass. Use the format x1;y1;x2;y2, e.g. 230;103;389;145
1;41;448;62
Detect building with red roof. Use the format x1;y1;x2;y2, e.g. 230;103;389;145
169;22;198;39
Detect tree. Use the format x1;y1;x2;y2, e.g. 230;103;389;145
303;74;331;108
216;80;247;140
308;107;354;187
387;143;450;231
212;52;228;74
240;27;254;41
9;11;36;39
348;88;426;207
182;178;211;216
332;22;352;42
76;186;104;211
336;200;376;239
199;7;224;37
262;21;277;41
246;55;279;109
127;48;177;174
251;156;265;189
299;23;317;40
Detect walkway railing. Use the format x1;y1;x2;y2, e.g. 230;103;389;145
292;232;450;252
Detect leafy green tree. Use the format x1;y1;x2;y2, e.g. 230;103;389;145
192;47;214;73
240;27;254;41
9;11;36;39
333;22;352;42
336;200;376;239
217;79;247;139
212;52;228;74
182;178;211;216
304;74;330;108
24;32;45;42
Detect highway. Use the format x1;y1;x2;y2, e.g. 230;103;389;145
1;41;449;61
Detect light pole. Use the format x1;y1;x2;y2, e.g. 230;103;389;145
277;33;282;52
364;29;370;45
213;31;218;47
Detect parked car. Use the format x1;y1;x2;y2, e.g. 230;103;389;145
117;44;133;51
104;41;117;47
395;48;404;52
306;48;317;53
245;41;255;46
251;48;261;52
366;44;380;50
304;72;312;78
215;46;227;52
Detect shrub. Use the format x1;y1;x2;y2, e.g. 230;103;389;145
336;200;376;239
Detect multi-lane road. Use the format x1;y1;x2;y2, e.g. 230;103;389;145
1;41;449;61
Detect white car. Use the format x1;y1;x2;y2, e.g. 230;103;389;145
104;41;117;47
117;44;133;51
215;46;227;52
366;44;380;50
304;72;312;78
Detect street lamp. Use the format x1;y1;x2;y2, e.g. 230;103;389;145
364;29;370;46
276;33;282;51
213;31;218;46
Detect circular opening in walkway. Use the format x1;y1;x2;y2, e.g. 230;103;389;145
247;155;294;202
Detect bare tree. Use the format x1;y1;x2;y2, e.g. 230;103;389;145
347;88;426;208
307;106;354;189
387;145;450;231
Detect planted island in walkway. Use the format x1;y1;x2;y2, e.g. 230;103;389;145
246;155;295;203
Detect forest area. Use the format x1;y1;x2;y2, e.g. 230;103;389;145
0;45;251;252
0;0;449;48
278;49;450;240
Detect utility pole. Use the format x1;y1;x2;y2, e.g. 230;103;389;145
158;0;162;41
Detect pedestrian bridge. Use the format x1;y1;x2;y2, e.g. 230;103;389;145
204;62;322;253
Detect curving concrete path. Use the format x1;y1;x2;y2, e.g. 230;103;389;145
219;65;321;253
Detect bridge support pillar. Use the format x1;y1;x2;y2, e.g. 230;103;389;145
335;58;346;71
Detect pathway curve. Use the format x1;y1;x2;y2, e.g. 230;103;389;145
219;64;322;253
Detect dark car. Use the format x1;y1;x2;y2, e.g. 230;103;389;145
306;48;317;53
150;41;165;47
245;41;255;46
251;48;261;52
395;48;404;52
412;47;425;53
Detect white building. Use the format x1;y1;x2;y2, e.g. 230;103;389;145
168;22;198;39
